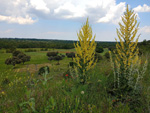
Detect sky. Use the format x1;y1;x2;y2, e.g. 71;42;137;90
0;0;150;42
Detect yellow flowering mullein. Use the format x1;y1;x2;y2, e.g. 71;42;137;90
110;5;141;88
73;18;97;84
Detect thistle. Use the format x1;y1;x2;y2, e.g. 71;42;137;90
73;18;97;84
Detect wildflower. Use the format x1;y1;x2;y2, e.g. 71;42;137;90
65;74;69;77
81;91;84;95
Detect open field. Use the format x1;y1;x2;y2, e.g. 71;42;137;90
0;47;150;113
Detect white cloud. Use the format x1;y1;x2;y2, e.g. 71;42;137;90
0;15;36;24
0;0;126;24
134;4;150;12
30;0;50;13
97;2;125;24
52;0;126;24
140;26;150;33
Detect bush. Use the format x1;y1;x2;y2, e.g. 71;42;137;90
41;48;48;51
47;52;58;57
104;52;110;59
96;46;104;53
13;50;22;56
48;56;54;61
54;55;63;65
5;50;31;67
66;52;75;60
25;48;37;52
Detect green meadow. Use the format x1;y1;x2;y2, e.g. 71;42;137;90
0;47;150;113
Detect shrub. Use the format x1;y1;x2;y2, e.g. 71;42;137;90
5;50;31;67
48;56;54;61
25;49;37;52
66;52;75;60
13;50;22;56
96;46;104;53
47;52;58;57
54;55;63;65
41;48;48;51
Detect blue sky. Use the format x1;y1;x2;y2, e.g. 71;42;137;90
0;0;150;41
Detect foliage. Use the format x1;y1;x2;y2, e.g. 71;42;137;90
5;50;31;67
13;50;22;56
6;46;16;53
54;55;63;65
96;46;104;53
66;52;75;60
73;18;97;84
40;48;48;51
25;48;37;52
47;52;58;57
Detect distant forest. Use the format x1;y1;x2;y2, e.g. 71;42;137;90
0;38;117;49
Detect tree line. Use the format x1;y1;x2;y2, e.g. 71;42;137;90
0;38;116;49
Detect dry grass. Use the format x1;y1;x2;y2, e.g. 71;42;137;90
14;63;51;74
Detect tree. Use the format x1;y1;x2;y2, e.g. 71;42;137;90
13;50;22;56
17;53;31;64
47;52;58;57
73;18;97;84
5;56;22;68
54;55;62;65
5;51;31;67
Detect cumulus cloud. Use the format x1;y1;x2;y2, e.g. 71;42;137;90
134;4;150;12
30;0;50;13
0;0;126;24
97;2;125;24
0;15;36;24
140;26;150;33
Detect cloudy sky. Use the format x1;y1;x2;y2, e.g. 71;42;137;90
0;0;150;41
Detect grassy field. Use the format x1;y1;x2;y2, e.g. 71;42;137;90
0;48;150;113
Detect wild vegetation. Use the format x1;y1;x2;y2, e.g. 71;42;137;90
0;5;150;113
